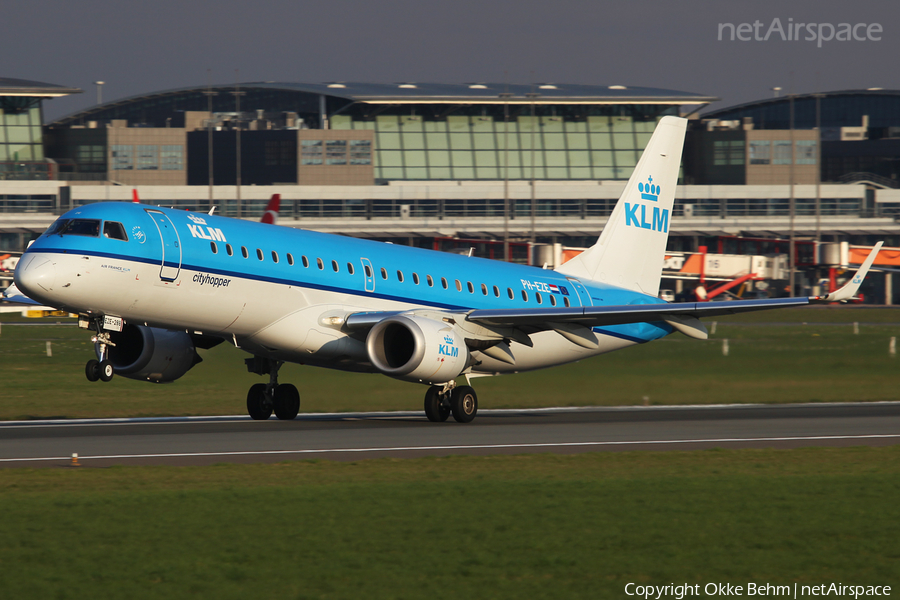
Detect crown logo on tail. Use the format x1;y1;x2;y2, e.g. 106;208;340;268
638;176;659;202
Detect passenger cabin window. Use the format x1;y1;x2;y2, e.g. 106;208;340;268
210;242;218;254
302;256;309;268
481;284;488;295
241;246;249;258
272;251;279;263
397;270;404;282
467;282;474;293
535;292;542;304
62;219;101;237
521;290;528;302
441;277;448;290
332;260;339;272
381;268;388;280
347;262;355;274
364;265;372;277
455;279;462;292
493;285;500;297
507;288;514;299
103;221;128;241
226;244;234;256
287;253;294;265
317;258;324;270
427;275;434;287
563;297;570;307
256;249;264;261
550;295;557;306
413;273;420;285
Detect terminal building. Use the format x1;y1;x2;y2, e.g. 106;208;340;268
3;78;900;303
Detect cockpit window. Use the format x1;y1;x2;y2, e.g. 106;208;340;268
45;219;70;236
61;219;101;237
103;221;128;241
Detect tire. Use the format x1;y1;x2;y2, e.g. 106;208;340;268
85;359;100;382
98;360;114;382
424;387;450;422
450;386;478;424
273;384;300;420
247;383;272;420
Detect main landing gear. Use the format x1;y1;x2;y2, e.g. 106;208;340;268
245;357;300;421
84;322;115;383
424;382;478;424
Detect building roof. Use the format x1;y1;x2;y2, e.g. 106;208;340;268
0;77;82;98
702;89;900;120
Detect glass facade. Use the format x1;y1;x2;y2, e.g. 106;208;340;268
0;105;43;164
332;105;677;181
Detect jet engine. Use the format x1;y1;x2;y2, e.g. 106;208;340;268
365;315;467;384
98;324;202;383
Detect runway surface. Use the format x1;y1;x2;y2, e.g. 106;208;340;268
2;402;899;468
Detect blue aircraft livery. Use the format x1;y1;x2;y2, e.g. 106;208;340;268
9;115;878;425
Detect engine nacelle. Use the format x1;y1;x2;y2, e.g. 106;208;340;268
97;324;201;383
366;315;467;385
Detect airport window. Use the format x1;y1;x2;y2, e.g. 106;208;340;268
796;140;816;165
455;279;462;292
481;283;488;295
467;281;474;293
364;264;372;277
749;141;770;165
302;255;310;268
347;262;355;274
161;145;184;170
550;295;557;306
267;140;297;167
412;273;420;284
136;145;158;170
773;141;792;165
272;251;279;263
317;258;324;270
301;140;323;165
493;285;500;297
287;253;294;265
256;249;264;261
326;140;347;165
226;244;234;256
397;270;404;282
507;287;514;299
441;277;448;289
241;246;249;258
350;140;372;165
332;260;339;272
729;140;745;165
536;292;542;304
211;242;218;254
563;297;570;307
62;219;100;237
103;221;128;241
427;275;434;287
381;268;388;280
111;145;133;170
521;290;528;302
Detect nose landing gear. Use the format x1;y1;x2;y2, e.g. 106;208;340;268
84;321;116;383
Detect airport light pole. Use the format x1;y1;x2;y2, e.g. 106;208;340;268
232;73;246;218
93;81;105;105
203;71;218;211
789;90;796;297
500;90;513;261
527;89;540;246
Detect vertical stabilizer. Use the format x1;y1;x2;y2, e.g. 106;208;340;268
555;116;686;296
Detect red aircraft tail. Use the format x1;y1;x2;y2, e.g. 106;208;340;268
260;194;281;224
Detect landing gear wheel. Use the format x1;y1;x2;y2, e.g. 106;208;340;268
98;360;114;382
247;383;273;420
424;386;451;422
273;384;300;420
450;386;478;424
85;360;100;382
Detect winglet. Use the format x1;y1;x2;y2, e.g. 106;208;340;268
813;242;883;302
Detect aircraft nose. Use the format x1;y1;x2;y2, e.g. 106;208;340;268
14;254;57;298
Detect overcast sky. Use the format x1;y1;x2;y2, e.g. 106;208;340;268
4;0;897;121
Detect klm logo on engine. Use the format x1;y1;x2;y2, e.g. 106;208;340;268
624;176;668;234
439;334;459;358
186;213;227;242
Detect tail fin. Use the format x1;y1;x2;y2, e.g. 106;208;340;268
556;116;687;296
132;189;140;203
260;194;281;224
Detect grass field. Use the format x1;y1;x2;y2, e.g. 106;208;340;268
0;448;897;599
1;307;899;420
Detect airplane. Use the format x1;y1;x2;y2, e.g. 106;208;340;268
12;116;883;423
